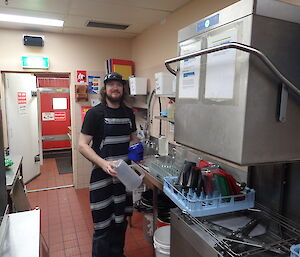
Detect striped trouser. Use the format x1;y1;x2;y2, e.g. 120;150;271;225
89;168;133;234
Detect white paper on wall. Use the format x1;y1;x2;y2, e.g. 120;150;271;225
205;28;237;100
53;98;67;110
42;112;55;121
178;40;201;99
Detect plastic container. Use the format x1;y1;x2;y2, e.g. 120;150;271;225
128;142;144;162
291;244;300;257
155;72;175;96
158;136;169;156
129;77;147;95
167;100;174;121
114;160;144;191
163;176;255;217
160;110;168;117
153;225;171;257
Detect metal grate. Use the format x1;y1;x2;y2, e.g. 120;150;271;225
184;203;300;257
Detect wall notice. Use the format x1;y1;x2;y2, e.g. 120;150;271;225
42;112;55;121
88;76;101;94
205;28;237;100
17;92;27;104
81;106;91;122
17;91;27;114
178;41;201;99
77;70;87;83
54;112;66;121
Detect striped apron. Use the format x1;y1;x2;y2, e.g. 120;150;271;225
89;107;133;235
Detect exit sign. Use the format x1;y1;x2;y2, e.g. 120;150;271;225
22;56;49;69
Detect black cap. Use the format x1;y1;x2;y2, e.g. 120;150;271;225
104;72;126;85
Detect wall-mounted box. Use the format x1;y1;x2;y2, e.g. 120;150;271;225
129;77;147;95
23;35;44;47
75;84;88;102
155;72;175;96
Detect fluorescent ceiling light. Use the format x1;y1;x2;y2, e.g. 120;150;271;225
0;13;64;27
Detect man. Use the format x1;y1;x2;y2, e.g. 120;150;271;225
79;72;139;257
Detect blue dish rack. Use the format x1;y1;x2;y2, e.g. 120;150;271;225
163;176;255;217
291;244;300;257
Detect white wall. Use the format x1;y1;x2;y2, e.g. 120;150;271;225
0;28;132;188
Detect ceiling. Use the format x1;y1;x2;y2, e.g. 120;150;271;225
0;0;191;38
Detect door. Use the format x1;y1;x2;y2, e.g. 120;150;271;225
38;77;71;151
5;73;40;183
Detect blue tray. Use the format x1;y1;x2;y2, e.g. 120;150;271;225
163;176;255;217
291;244;300;257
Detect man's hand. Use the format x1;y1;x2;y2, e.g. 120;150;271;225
100;160;118;176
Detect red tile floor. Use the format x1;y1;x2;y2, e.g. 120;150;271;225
26;158;154;257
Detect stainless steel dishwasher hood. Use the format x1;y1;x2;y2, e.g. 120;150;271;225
171;0;300;165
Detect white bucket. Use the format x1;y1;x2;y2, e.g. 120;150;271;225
153;225;171;257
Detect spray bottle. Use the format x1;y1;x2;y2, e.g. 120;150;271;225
167;100;175;121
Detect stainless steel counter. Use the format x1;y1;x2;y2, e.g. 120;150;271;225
5;155;23;190
0;209;41;257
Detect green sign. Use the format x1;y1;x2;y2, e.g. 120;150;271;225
22;56;49;69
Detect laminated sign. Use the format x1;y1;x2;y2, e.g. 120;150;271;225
81;106;91;122
54;112;66;121
42;112;55;121
77;70;87;83
17;92;27;104
88;76;100;94
17;92;27;114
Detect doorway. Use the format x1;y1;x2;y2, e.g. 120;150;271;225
37;75;72;177
3;72;73;190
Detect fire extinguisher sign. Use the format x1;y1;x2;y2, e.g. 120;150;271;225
77;70;87;83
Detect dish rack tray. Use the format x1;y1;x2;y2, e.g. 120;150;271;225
163;176;255;217
291;244;300;257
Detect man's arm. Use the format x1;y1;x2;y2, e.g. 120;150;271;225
78;133;117;176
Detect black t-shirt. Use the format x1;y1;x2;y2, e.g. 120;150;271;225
81;103;137;155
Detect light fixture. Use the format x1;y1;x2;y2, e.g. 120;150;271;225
0;13;64;27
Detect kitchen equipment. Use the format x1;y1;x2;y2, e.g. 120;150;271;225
176;160;196;190
158;136;169;156
164;176;255;217
154;225;171;257
171;205;300;257
186;165;199;189
168;0;300;165
167;100;175;121
155;72;175;96
0;107;6;223
291;244;300;257
128;142;144;162
129;77;147;95
114;160;144;191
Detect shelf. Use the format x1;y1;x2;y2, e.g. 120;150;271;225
154;116;174;123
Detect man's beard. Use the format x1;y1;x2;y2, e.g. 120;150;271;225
106;93;123;103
